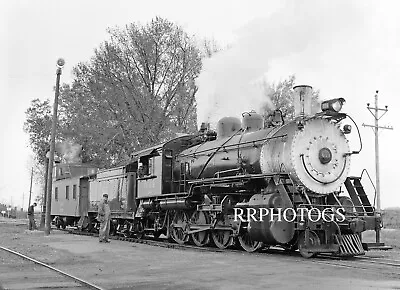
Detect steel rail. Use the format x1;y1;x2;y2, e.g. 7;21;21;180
0;246;105;290
352;256;400;268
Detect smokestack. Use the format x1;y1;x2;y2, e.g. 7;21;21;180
293;85;313;118
199;122;210;133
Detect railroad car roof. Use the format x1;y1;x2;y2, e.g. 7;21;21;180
131;144;163;159
129;134;199;161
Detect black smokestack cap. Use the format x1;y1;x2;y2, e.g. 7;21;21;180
199;122;209;133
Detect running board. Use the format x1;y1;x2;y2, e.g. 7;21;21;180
302;244;340;253
362;242;393;251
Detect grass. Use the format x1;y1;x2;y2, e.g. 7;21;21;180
381;208;400;229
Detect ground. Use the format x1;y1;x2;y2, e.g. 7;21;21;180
1;217;400;290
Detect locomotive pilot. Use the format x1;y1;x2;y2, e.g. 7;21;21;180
97;194;111;243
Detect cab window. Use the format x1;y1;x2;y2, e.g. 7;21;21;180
138;156;155;178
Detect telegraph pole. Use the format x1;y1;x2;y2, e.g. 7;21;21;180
28;167;33;209
40;156;49;229
362;90;393;243
45;58;65;235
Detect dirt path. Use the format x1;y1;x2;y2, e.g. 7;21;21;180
1;219;400;289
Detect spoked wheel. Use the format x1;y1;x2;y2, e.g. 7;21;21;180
238;231;263;253
170;210;190;244
211;216;234;249
298;231;320;258
190;211;210;247
123;222;135;238
136;220;145;239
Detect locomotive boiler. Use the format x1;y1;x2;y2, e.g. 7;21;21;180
176;86;350;193
51;85;382;258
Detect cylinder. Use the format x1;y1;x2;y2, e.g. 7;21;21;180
246;193;295;244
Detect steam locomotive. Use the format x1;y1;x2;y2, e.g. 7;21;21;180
51;85;381;258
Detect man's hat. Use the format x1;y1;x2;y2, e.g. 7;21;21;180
103;193;108;198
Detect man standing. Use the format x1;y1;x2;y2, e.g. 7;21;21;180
97;194;111;243
28;202;37;230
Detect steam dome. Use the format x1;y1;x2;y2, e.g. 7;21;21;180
217;117;242;138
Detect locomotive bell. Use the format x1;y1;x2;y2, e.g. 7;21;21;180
293;85;313;118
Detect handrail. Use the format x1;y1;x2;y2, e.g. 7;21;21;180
188;172;289;185
214;168;242;178
196;128;243;179
178;134;288;158
360;169;377;208
297;203;375;216
345;114;363;154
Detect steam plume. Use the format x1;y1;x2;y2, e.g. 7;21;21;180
56;139;82;163
195;0;362;127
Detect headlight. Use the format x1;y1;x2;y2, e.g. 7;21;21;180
321;98;346;112
331;100;342;111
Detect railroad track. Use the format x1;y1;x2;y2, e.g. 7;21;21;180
0;246;105;290
63;228;400;274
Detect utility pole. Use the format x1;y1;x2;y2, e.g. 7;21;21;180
40;156;49;229
45;58;65;235
28;167;33;209
362;90;393;243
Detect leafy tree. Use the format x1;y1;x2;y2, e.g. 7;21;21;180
261;75;320;122
24;99;53;165
58;17;203;167
24;18;219;169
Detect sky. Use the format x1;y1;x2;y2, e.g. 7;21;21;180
1;0;399;210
